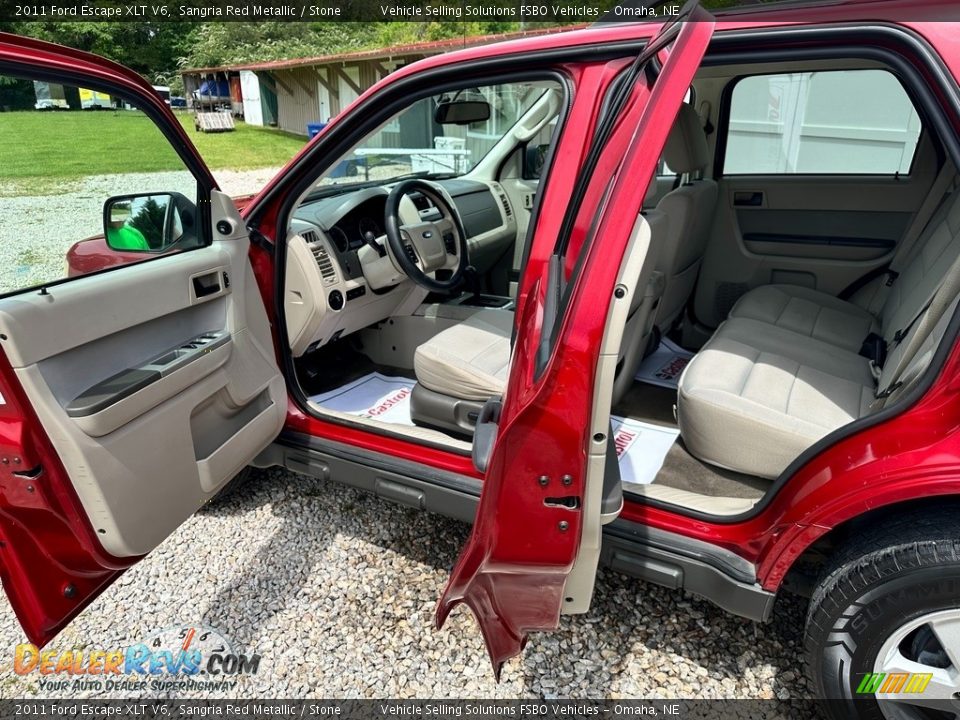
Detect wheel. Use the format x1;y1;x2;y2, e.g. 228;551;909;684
805;510;960;720
384;178;469;294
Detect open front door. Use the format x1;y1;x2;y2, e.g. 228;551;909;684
437;8;714;676
0;35;285;645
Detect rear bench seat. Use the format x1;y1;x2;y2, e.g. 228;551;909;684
677;183;960;479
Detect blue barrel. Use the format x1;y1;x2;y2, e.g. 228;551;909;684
306;122;326;139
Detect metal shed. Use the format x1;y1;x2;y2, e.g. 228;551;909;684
180;28;575;136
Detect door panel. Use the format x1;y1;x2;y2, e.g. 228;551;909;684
437;7;715;676
694;137;939;327
0;191;285;560
0;37;286;647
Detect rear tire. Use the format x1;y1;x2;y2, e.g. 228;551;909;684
804;511;960;720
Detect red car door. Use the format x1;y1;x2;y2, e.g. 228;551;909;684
0;35;286;644
437;8;715;676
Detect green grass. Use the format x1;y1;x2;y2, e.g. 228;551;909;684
0;110;306;182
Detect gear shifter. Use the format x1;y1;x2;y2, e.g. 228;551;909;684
462;265;481;299
363;230;386;258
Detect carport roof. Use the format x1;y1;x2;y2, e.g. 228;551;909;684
180;26;586;75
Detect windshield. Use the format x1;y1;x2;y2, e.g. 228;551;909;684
314;80;561;189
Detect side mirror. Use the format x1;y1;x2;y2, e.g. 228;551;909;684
434;100;491;126
103;192;195;252
524;143;550;180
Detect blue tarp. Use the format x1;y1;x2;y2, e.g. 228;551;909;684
197;79;230;99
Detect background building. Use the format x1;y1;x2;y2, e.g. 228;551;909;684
179;28;567;137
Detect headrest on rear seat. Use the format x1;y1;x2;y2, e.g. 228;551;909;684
644;177;659;207
663;104;709;174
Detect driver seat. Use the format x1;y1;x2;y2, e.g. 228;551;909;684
410;308;513;435
410;182;668;436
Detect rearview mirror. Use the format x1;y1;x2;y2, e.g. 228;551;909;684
103;192;195;252
434;100;491;126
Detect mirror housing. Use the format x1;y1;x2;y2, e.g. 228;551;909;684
103;192;195;253
524;143;550;180
434;100;490;126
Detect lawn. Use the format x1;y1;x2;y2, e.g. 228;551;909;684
0;110;306;181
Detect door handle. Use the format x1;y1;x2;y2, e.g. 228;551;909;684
471;396;502;474
192;270;223;299
733;191;764;207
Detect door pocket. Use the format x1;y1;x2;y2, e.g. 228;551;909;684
192;388;274;492
770;270;816;289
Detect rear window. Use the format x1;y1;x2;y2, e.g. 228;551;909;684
723;69;922;175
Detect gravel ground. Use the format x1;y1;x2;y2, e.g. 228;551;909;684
0;466;814;707
0;167;282;293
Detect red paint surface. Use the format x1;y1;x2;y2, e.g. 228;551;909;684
433;12;715;675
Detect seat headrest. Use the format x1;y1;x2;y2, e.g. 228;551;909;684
663;104;709;174
644;177;659;207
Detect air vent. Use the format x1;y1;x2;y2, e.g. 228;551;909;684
498;193;513;218
304;231;337;284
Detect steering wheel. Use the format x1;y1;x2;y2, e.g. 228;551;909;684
384;179;469;293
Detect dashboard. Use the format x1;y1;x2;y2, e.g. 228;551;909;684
284;179;518;357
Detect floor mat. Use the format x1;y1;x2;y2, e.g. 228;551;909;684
635;337;694;389
309;372;416;426
310;373;679;486
611;415;680;487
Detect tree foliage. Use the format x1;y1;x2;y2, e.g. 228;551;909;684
2;0;748;83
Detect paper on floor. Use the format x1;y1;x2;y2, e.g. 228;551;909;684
309;372;416;426
635;337;694;389
311;373;678;486
612;415;680;487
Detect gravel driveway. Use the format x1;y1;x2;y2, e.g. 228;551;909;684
0;466;814;707
0;167;281;293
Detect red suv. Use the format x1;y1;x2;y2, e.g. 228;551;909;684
1;4;959;717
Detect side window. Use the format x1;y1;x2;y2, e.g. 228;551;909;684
0;72;201;297
724;69;922;175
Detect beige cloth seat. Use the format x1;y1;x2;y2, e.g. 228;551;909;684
677;318;876;478
653;104;719;330
413;208;668;417
413;308;512;401
729;186;960;352
727;284;877;353
678;185;960;479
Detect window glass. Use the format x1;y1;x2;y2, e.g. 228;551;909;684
724;69;922;175
312;80;562;188
0;73;200;295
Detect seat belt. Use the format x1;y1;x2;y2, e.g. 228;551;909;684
866;293;936;382
874;247;960;404
867;166;956;315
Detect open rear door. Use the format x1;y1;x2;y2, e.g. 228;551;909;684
437;7;715;676
0;35;285;645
